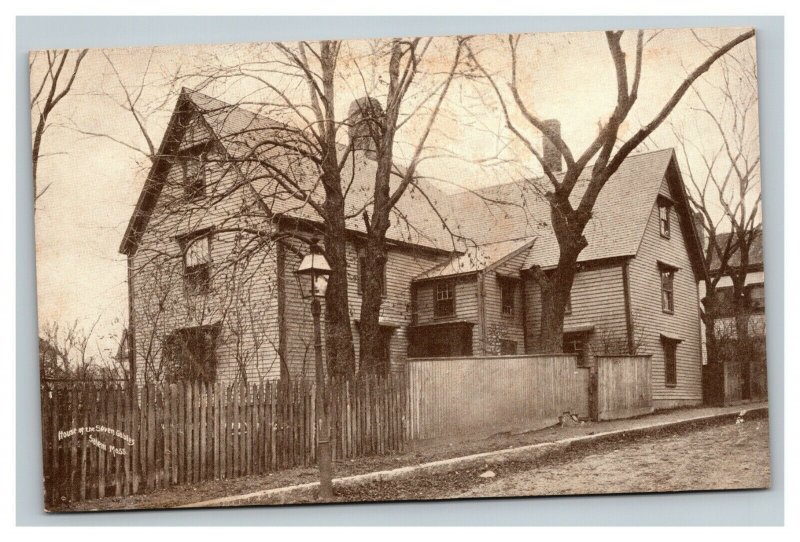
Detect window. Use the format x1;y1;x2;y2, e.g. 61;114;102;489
500;339;518;355
500;279;515;317
180;146;207;200
163;325;220;383
357;249;386;296
434;281;455;317
661;337;678;387
564;290;573;315
749;284;765;312
181;233;212;294
658;200;672;238
563;332;589;366
660;266;675;313
408;322;473;358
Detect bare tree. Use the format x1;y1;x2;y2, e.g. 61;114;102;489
68;48;184;164
467;29;755;351
38;318;125;382
352;36;467;375
30;48;88;202
177;39;467;379
669;41;761;358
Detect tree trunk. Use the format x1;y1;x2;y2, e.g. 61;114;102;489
358;235;388;376
702;282;720;364
537;200;586;352
32;114;45;199
322;188;356;380
357;105;395;377
730;271;750;343
536;254;580;352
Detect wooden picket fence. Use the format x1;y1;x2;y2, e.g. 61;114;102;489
40;373;407;508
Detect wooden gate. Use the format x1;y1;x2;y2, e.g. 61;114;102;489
594;355;653;420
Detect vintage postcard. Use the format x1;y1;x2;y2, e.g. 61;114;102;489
31;25;769;511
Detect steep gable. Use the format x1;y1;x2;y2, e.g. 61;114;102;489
121;89;461;255
446;149;678;270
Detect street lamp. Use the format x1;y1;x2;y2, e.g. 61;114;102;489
294;238;333;500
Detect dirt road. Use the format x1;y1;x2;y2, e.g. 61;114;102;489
457;417;771;499
287;415;771;504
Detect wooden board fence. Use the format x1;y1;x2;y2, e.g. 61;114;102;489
595;356;653;420
40;373;407;509
406;354;590;441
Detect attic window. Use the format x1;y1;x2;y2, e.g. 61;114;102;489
180;232;212;294
180;146;207;200
658;197;672;239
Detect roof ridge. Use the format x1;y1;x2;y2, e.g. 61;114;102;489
451;147;675;196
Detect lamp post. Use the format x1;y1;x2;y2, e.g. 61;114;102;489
294;238;333;500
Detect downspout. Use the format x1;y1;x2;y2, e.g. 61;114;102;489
277;240;289;381
126;254;137;395
477;270;487;355
622;259;635;354
520;272;529;353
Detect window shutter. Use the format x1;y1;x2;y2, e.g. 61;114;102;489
185;236;210;267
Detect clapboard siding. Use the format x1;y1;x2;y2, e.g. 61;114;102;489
481;249;529;355
413;276;479;325
628;175;703;406
348;243;448;371
130;117;281;384
524;264;628;361
281;236;446;378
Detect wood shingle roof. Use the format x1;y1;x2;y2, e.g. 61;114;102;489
122;90;701;281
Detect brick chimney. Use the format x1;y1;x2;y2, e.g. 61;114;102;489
542;119;563;173
348;97;384;159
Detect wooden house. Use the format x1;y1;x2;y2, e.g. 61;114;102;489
121;89;707;409
705;227;765;339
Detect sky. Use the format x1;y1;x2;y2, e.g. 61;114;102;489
30;26;760;360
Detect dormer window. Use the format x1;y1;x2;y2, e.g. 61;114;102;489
180;145;208;201
658;196;672;239
180;231;212;294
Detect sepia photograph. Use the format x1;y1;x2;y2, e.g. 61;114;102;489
30;24;770;512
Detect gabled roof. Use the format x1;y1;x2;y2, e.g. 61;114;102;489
121;89;462;255
424;148;705;281
448;149;677;270
708;227;763;272
121;90;705;283
413;237;536;281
